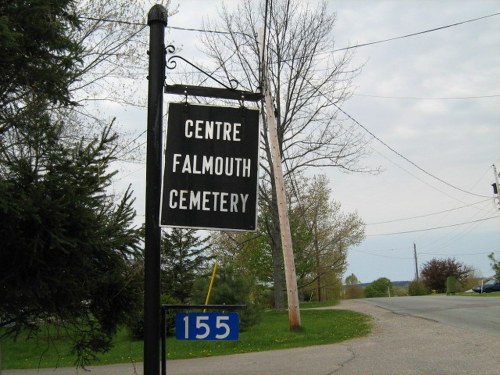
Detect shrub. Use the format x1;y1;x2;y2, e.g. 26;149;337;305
393;287;408;297
344;284;364;299
408;280;430;296
364;277;393;298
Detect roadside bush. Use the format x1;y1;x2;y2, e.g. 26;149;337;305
343;284;364;299
408;280;430;296
393;287;408;297
364;277;393;298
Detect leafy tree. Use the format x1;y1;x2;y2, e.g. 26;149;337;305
420;258;473;293
210;229;273;286
0;119;142;366
344;274;363;298
192;264;263;330
293;175;364;301
160;228;212;303
210;174;364;305
345;273;360;285
489;253;500;281
201;0;372;308
364;277;393;298
344;284;364;299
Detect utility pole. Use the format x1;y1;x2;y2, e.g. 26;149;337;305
413;243;419;280
145;5;167;375
259;32;301;330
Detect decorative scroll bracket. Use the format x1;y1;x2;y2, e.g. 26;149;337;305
164;45;263;102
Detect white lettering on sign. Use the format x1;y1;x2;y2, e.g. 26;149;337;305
169;189;249;213
184;120;241;141
172;154;251;178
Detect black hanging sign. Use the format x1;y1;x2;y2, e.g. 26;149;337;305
161;103;260;231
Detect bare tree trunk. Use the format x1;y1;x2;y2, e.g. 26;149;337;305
315;237;322;302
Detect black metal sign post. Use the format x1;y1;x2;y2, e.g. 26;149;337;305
144;5;263;374
145;5;167;375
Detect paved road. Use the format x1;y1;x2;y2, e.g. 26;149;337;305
4;298;500;375
362;295;500;337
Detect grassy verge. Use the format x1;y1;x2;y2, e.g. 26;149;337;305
2;309;371;369
457;291;500;297
299;300;339;309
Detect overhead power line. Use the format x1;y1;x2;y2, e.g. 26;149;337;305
84;12;495;201
336;106;491;198
283;61;491;199
354;93;500;100
80;16;253;37
368;215;500;236
81;10;500;58
367;199;492;225
332;11;500;53
168;25;253;38
419;250;493;256
80;16;145;27
352;249;413;259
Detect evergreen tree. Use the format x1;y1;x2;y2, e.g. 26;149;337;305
0;0;143;367
0;117;142;366
192;264;263;330
160;228;212;303
0;0;81;133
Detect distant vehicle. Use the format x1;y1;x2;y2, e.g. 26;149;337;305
472;279;500;293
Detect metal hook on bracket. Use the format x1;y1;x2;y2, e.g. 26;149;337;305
166;45;240;91
239;93;246;108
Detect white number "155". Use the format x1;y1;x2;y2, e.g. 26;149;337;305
183;315;231;340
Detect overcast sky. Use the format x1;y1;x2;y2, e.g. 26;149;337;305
114;0;500;283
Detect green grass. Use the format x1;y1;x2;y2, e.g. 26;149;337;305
299;300;339;309
2;309;371;369
457;291;500;297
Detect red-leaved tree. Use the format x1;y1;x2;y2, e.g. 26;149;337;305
420;258;472;293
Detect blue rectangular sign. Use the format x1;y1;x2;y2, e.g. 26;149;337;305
175;312;239;340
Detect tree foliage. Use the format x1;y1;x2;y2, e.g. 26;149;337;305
199;0;372;308
160;228;212;303
345;273;360;285
292;175;364;301
0;0;145;366
0;119;142;366
192;263;263;330
489;252;500;281
0;0;81;134
344;273;363;299
408;280;430;296
420;258;473;293
210;174;364;305
364;277;393;298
